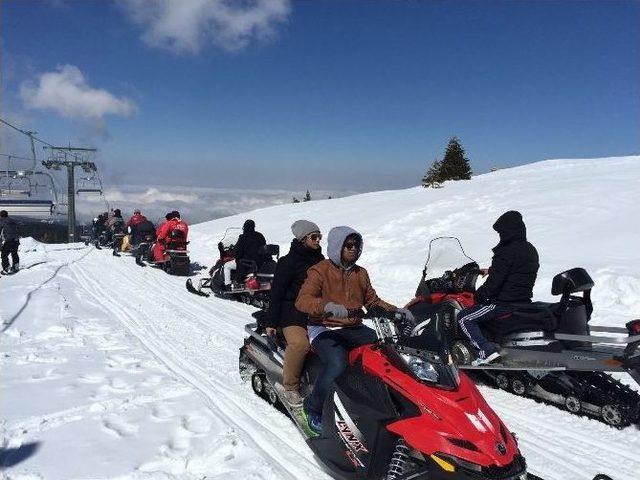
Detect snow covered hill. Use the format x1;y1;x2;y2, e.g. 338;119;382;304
2;156;639;479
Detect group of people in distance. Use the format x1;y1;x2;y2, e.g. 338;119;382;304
264;210;538;435
91;209;189;263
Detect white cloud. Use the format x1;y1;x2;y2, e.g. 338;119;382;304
119;0;291;54
20;65;136;120
76;184;354;224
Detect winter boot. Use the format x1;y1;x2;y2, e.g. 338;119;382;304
302;407;322;436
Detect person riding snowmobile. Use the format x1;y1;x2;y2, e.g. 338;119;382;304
295;226;414;434
125;209;146;229
91;212;108;248
106;209;125;253
458;210;539;364
152;211;189;262
224;219;266;289
265;220;325;407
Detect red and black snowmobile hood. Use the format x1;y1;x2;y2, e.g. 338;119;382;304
352;345;520;471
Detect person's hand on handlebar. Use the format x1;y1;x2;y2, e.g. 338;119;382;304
395;308;416;323
324;302;349;318
265;327;277;337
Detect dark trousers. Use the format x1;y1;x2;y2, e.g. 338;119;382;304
458;304;512;359
1;239;20;270
304;325;378;416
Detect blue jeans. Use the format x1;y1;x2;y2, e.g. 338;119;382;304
304;325;378;416
458;304;512;358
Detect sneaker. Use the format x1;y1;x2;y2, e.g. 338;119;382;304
303;408;322;435
283;389;304;407
472;351;501;366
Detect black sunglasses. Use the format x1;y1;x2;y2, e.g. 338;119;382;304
307;233;322;241
343;241;361;250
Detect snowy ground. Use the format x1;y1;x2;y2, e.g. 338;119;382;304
2;156;639;479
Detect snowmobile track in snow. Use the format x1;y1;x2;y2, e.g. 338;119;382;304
70;248;330;480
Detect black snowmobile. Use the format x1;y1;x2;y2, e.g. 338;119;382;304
129;233;156;266
407;237;640;428
240;309;534;480
186;227;279;308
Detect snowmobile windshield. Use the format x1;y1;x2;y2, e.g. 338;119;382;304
220;228;242;249
418;237;479;295
424;237;476;279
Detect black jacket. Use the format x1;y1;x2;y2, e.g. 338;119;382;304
0;217;19;242
233;221;266;264
131;219;156;245
475;211;539;304
266;239;324;328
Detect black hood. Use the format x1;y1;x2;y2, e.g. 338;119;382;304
290;238;323;259
243;219;255;233
493;210;526;248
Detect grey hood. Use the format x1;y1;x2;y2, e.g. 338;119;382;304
327;226;363;269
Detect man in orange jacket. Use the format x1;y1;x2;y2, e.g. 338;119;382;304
295;225;414;434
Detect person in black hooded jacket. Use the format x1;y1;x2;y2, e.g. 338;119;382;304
458;210;539;364
265;220;325;406
232;219;266;284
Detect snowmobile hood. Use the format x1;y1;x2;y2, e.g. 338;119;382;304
327;226;362;269
492;210;526;248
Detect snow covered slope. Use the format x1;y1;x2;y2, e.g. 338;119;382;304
2;156;639;479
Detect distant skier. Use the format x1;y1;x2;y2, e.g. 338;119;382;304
225;219;266;288
458;210;539;365
265;220;325;407
0;210;20;274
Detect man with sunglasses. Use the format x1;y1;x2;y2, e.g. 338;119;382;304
296;226;414;434
265;220;325;407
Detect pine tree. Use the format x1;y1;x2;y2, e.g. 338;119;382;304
292;196;300;203
421;159;443;188
303;190;312;202
439;136;472;181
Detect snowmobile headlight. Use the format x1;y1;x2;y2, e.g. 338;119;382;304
433;453;482;473
401;354;439;383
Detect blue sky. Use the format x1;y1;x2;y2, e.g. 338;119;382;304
2;0;639;192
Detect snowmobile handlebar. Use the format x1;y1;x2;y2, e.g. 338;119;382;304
320;308;407;327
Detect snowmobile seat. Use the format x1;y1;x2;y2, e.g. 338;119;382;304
257;244;279;278
480;302;559;342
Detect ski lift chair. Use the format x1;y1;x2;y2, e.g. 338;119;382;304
0;199;54;216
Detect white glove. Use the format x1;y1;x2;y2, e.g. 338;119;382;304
324;302;349;318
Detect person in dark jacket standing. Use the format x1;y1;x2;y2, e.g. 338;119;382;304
458;210;539;364
265;220;325;406
229;219;266;286
0;210;20;273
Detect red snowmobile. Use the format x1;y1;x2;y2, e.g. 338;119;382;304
240;309;530;479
